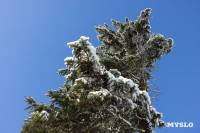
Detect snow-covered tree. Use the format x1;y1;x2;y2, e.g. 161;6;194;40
21;9;173;133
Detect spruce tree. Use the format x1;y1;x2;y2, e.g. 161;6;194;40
21;8;173;133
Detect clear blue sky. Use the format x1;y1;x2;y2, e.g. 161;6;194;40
0;0;200;132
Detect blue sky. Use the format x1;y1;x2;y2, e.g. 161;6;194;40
0;0;200;132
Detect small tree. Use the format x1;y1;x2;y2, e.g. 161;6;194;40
21;8;173;133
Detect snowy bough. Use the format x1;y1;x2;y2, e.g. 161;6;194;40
21;9;173;133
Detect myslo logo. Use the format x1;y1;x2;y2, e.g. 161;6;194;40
166;122;194;127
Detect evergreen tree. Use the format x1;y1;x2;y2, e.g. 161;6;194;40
21;8;173;133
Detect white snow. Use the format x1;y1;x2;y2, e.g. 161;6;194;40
126;98;137;110
88;45;100;63
134;84;140;96
132;93;137;101
80;36;89;40
75;77;87;84
89;88;110;96
119;76;135;88
106;71;140;97
140;91;151;104
40;110;49;121
106;71;115;80
110;105;119;112
64;57;73;62
118;115;131;126
67;40;79;48
65;36;162;130
67;36;89;48
67;36;103;74
64;72;72;79
30;111;39;116
76;99;80;103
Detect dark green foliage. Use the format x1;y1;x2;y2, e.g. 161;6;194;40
95;8;173;91
21;9;173;133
